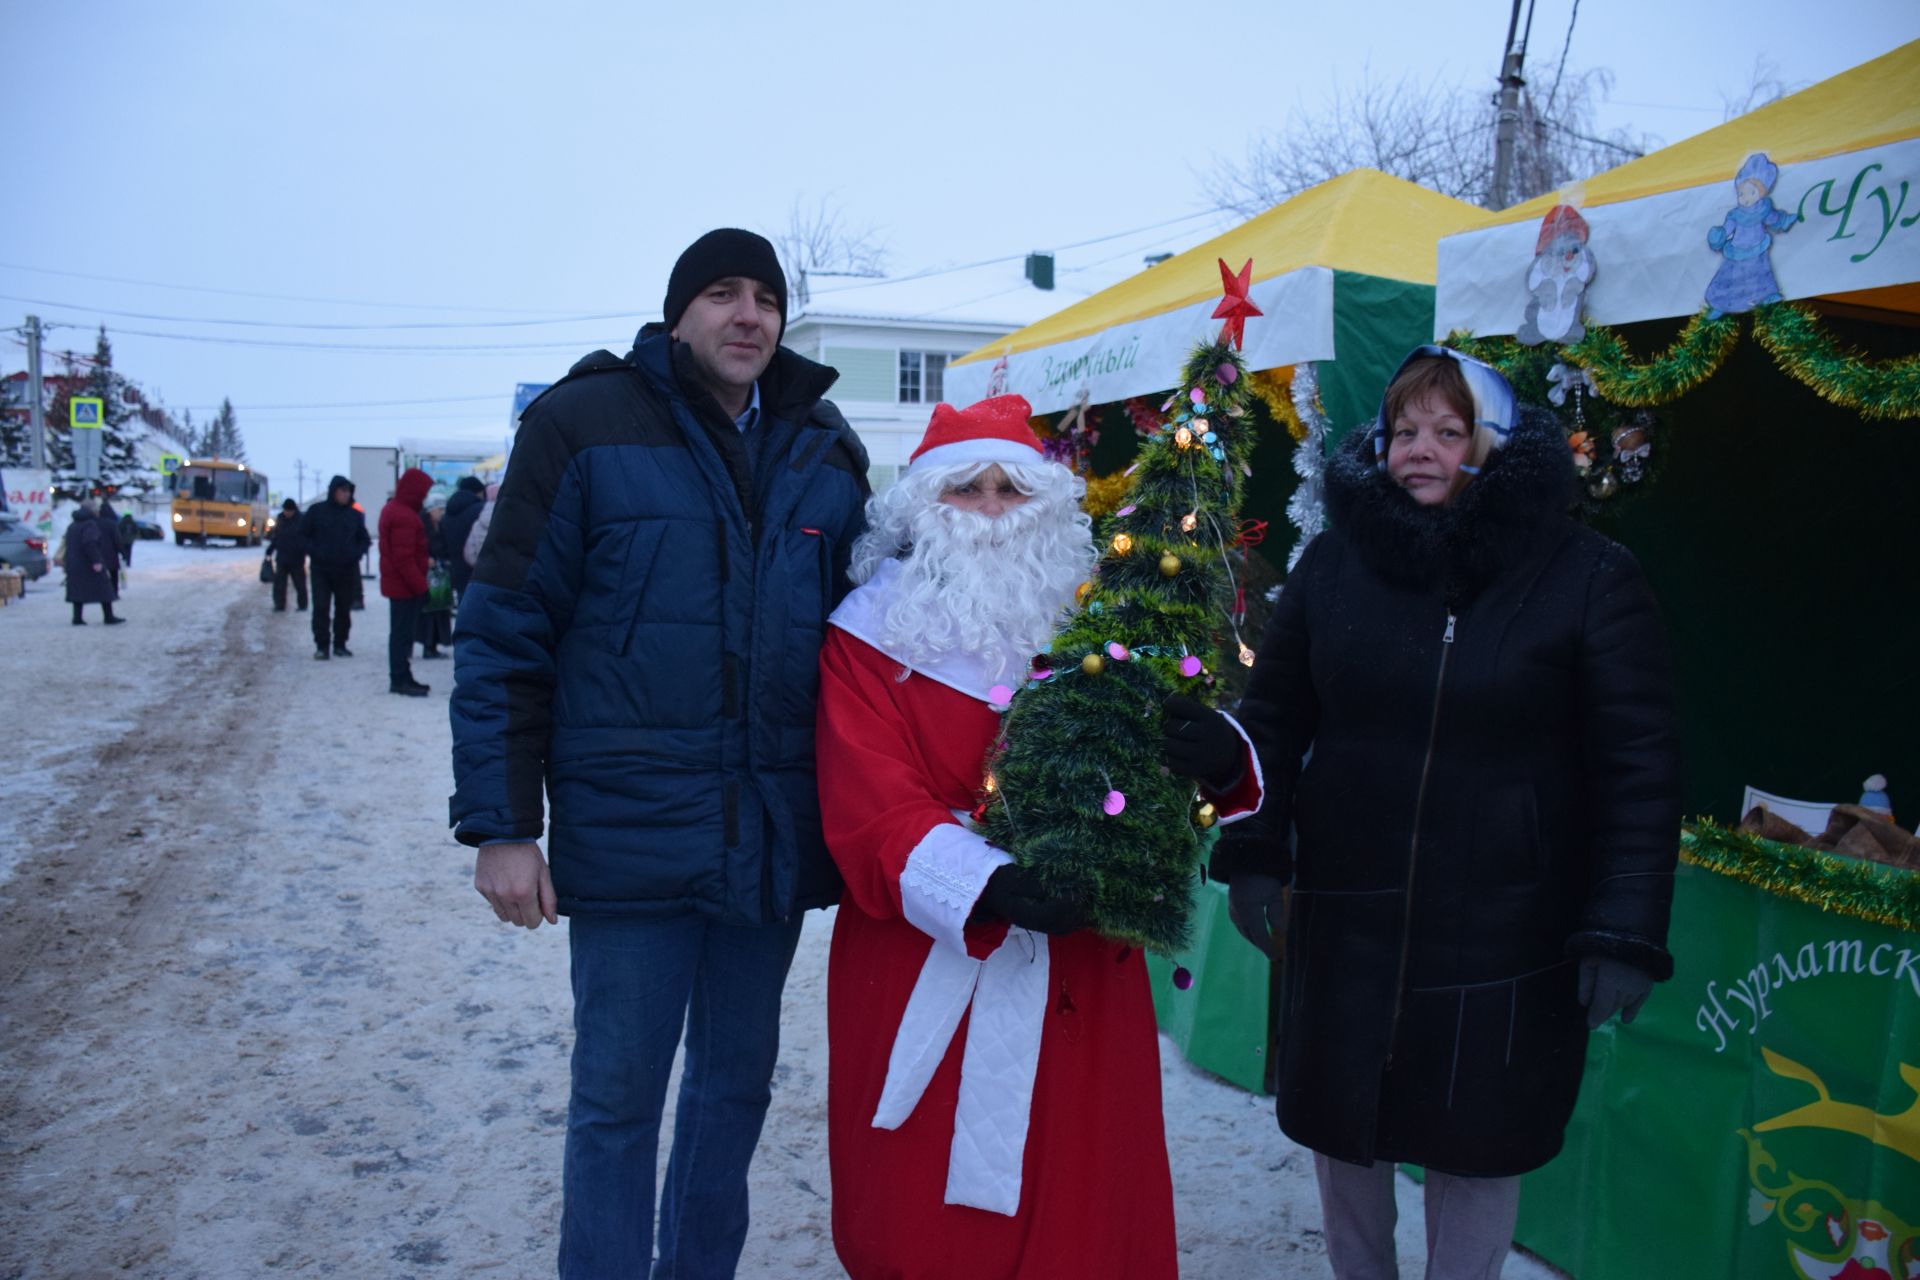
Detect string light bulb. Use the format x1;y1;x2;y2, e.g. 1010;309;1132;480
1238;643;1256;667
1111;532;1133;555
1173;427;1193;448
1180;512;1198;533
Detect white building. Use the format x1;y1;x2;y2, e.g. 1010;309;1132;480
782;260;1089;492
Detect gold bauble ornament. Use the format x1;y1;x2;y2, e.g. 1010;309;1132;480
1589;471;1620;500
1159;553;1182;577
1074;580;1093;605
1194;802;1218;829
1081;652;1106;676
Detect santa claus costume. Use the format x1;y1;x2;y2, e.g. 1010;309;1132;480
816;396;1261;1279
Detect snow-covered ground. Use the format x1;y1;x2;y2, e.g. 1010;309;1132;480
0;553;1564;1278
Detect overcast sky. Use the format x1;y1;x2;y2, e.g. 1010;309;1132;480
4;0;1914;499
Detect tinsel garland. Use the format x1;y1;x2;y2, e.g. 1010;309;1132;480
1080;470;1131;519
1283;361;1329;571
1449;311;1740;408
1752;301;1920;420
1248;366;1306;441
1679;819;1920;933
979;340;1260;952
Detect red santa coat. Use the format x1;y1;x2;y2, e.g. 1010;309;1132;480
816;569;1261;1280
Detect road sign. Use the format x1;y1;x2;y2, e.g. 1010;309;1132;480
159;452;182;475
70;398;105;481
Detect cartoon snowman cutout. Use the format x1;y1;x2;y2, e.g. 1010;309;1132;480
1517;204;1595;346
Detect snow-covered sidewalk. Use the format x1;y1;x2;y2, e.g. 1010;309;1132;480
0;552;1561;1278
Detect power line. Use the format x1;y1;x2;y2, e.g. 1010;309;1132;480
806;207;1235;298
0;260;586;316
1543;0;1579;119
0;292;639;332
22;319;605;355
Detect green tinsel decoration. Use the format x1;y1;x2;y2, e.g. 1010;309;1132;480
977;340;1258;952
1449;311;1739;408
1752;301;1920;420
1680;819;1920;933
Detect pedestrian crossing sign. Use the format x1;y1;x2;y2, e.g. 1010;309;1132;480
71;396;104;428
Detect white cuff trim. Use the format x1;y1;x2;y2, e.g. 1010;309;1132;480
900;823;1013;959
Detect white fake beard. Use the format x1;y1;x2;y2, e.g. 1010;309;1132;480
852;468;1095;683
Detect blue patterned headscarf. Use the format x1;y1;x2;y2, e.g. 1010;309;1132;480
1371;345;1518;478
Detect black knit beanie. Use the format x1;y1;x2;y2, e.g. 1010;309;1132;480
662;228;788;337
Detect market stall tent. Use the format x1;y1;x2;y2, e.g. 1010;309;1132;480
1429;41;1920;1280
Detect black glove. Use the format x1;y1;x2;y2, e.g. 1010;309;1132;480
974;864;1088;936
1227;873;1287;960
1578;956;1654;1029
1161;693;1244;789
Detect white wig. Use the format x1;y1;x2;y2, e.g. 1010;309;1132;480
850;459;1096;681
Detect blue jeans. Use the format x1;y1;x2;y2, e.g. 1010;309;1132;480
560;912;804;1279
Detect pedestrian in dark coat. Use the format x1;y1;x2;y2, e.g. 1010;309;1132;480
267;497;308;611
63;502;123;625
300;475;370;658
1211;346;1681;1279
378;467;434;696
438;475;486;602
96;499;123;593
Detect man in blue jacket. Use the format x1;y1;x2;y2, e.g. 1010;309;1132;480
450;228;867;1278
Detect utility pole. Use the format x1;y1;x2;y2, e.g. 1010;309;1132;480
294;458;308;504
1490;0;1529;211
25;315;47;470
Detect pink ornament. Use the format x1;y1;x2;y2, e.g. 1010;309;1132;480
1106;642;1130;661
1216;363;1239;385
1179;656;1204;678
1116;504;1136;516
1172;966;1194;990
1159;396;1175;412
1029;666;1053;681
987;684;1014;708
1102;790;1127;816
1189;388;1206;404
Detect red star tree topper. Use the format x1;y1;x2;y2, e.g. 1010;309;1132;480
1211;257;1262;350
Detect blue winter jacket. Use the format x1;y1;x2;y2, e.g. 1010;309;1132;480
449;331;869;923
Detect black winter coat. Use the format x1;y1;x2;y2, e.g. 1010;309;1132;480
440;479;485;596
266;514;306;567
63;512;118;604
300;481;371;569
1214;409;1681;1177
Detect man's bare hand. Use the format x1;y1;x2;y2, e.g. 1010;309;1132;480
475;842;558;929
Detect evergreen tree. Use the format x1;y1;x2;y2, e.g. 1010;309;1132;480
0;371;26;467
200;398;245;461
978;276;1264;952
180;408;196;455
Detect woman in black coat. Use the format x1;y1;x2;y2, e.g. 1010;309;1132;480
1209;347;1681;1277
63;503;123;625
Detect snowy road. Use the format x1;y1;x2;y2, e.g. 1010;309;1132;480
0;546;1560;1279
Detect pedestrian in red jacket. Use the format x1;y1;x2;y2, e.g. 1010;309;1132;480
378;467;434;697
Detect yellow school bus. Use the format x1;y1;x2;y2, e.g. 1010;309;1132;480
169;458;270;546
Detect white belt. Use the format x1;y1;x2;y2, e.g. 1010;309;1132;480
871;924;1050;1217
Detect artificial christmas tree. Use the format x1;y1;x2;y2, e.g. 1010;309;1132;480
978;260;1266;951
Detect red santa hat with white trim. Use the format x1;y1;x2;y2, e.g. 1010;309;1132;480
908;394;1044;473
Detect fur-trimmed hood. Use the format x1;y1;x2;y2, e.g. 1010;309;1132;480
1323;404;1576;602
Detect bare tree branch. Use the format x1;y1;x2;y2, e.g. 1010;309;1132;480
773;195;890;314
1720;55;1801;121
1200;66;1653;214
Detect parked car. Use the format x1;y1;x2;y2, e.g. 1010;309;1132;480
131;516;164;541
0;513;50;580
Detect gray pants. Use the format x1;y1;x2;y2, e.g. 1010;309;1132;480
1313;1150;1520;1280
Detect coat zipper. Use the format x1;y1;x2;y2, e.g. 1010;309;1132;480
1384;609;1456;1068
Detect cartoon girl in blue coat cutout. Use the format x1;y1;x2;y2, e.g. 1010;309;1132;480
1705;152;1798;317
